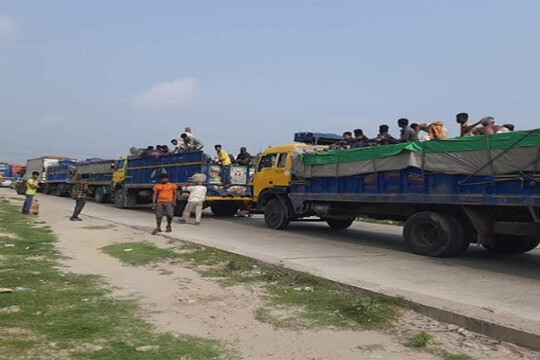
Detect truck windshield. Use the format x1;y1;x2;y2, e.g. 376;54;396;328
257;154;277;172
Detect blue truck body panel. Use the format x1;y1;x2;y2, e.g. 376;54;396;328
46;160;77;183
0;163;13;178
123;152;251;196
290;167;540;208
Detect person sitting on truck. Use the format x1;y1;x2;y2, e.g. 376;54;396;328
179;178;207;226
503;124;515;132
236;147;252;165
215;145;232;166
160;145;171;154
473;117;509;135
373;125;399;145
180;133;204;152
398;118;419;142
456;112;481;137
151;173;178;235
350;129;370;148
171;139;181;153
415;121;448;141
329;132;354;150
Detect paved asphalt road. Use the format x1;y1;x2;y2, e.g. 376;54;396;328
4;188;540;336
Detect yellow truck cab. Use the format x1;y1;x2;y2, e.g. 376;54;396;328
253;132;343;219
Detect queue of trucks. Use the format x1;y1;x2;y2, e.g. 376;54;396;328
8;130;540;257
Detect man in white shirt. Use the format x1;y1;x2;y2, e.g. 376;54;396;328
179;178;207;225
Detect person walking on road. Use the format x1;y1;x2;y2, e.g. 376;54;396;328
70;175;90;221
152;174;178;234
22;171;39;215
179;179;207;226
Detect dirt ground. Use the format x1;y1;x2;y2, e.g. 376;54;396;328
23;198;540;360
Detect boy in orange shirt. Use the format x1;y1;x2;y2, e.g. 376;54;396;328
152;174;178;235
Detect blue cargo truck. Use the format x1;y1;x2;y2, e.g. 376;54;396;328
112;151;251;216
73;158;116;203
43;159;77;196
253;130;540;256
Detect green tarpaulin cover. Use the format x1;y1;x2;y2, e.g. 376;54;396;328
299;129;540;166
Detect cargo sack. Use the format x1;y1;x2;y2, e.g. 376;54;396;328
16;180;27;195
30;199;40;215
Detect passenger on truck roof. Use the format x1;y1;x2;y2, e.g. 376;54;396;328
170;139;181;153
180;133;204;152
398;118;419;142
236;147;252;165
503;124;515;132
374;125;399;145
350;129;370;148
473;117;509;135
416;121;448;141
456;112;481;137
215;145;232;166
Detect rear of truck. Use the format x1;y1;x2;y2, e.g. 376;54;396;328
112;151;251;216
253;130;540;257
43;159;77;196
73;159;116;203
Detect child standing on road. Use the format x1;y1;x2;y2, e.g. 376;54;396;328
179;178;207;226
152;174;178;234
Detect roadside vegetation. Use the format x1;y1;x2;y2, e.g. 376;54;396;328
0;199;228;360
105;241;401;330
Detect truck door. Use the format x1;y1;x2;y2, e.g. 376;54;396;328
253;152;291;200
112;158;127;186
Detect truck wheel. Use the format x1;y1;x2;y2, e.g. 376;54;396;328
211;201;239;217
264;198;290;230
94;187;105;203
114;189;125;209
403;212;465;257
125;191;137;208
326;217;355;230
483;235;540;253
55;186;64;197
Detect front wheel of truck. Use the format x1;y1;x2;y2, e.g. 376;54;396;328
264;198;290;230
326;217;355;230
483;235;540;253
403;212;466;257
114;188;125;209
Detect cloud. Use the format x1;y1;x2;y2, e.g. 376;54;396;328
134;77;200;109
0;16;16;39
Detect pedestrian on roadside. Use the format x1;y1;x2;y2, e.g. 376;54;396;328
151;173;178;234
179;179;207;226
22;171;39;215
70;174;90;221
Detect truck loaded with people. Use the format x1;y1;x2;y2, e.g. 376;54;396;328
252;126;540;257
15;117;540;256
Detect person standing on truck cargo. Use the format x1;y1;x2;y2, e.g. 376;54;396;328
179;179;207;226
456;112;481;137
373;124;399;145
215;145;231;166
236;147;252;165
70;175;90;221
151;174;178;235
398;118;418;141
22;172;39;215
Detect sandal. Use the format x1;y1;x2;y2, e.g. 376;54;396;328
166;226;172;233
151;228;161;235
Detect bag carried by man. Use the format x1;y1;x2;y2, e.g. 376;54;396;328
30;199;40;215
15;180;27;195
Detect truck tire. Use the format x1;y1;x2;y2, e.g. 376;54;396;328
483;235;540;253
114;188;125;209
264;198;290;230
94;187;105;203
211;201;239;217
326;217;355;230
125;191;137;208
403;212;466;257
55;186;64;197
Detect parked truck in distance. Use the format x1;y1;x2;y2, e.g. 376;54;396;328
43;159;77;196
73;158;116;203
25;156;75;187
252;131;540;257
112;151;251;216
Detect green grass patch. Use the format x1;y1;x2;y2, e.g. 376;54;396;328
169;244;399;330
406;331;432;348
441;352;476;360
101;242;180;266
0;198;228;360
